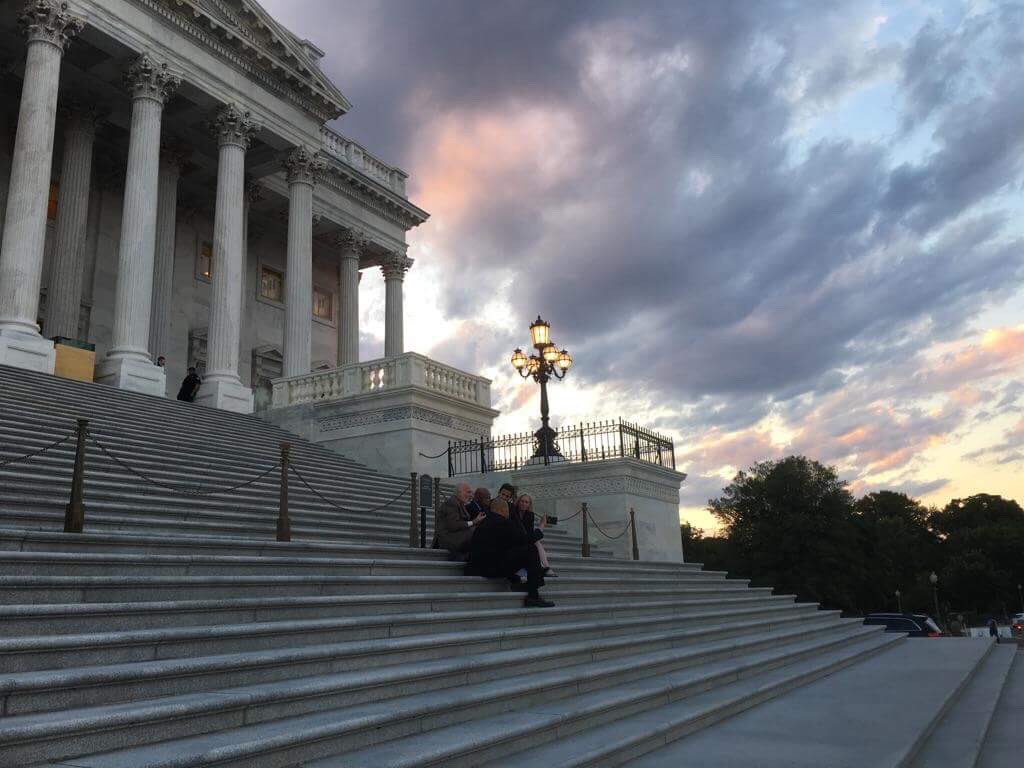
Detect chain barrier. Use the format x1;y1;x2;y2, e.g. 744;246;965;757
588;513;631;541
289;461;409;515
86;430;279;497
417;447;450;460
0;431;72;469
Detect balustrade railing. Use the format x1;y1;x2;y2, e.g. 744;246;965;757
320;126;408;196
446;419;676;476
271;352;491;409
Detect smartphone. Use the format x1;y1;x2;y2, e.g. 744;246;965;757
546;515;558;525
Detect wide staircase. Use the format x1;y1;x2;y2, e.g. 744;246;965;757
0;363;1013;767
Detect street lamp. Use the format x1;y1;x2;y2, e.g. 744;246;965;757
511;315;573;461
930;571;943;632
895;589;902;614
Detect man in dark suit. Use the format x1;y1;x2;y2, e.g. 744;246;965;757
466;498;554;608
433;482;483;558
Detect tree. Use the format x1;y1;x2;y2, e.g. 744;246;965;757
708;456;868;612
929;494;1024;618
680;523;732;573
853;491;938;614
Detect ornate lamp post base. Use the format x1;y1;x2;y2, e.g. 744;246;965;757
533;425;560;459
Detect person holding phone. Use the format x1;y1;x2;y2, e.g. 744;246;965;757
512;493;555;577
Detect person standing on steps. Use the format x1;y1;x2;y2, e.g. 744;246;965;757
466;498;554;608
433;482;483;560
176;366;202;402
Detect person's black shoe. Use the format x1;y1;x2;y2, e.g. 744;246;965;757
524;595;555;608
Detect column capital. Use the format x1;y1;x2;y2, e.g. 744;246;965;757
60;97;106;140
18;0;83;51
381;252;413;280
283;146;327;186
245;178;266;205
210;103;261;150
159;138;191;169
334;228;367;259
124;54;180;104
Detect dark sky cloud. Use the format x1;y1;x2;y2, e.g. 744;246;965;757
264;0;1024;513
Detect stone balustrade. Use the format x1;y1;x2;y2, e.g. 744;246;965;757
272;352;491;409
320;126;408;196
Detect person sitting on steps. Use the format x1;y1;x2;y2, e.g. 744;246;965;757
432;482;484;560
466;498;554;608
466;487;491;518
512;492;556;577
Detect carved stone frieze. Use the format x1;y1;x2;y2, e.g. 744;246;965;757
210;103;261;149
334;228;367;259
523;475;681;504
319;405;489;436
18;0;84;51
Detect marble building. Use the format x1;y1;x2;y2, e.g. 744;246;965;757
0;0;450;415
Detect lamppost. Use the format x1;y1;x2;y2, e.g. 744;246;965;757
930;571;943;631
510;316;572;461
895;589;902;614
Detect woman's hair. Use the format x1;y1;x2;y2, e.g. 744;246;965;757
490;498;509;517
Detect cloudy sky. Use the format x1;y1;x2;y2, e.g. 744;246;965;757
263;0;1024;531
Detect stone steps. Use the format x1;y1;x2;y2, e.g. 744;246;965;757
0;366;924;767
0;603;822;715
910;643;1017;768
17;620;874;767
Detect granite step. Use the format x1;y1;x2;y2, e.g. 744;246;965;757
0;604;824;714
16;619;863;767
624;637;995;768
0;598;814;673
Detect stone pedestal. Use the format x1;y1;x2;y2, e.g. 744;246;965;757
195;378;254;413
0;329;55;373
511;458;686;562
95;355;165;395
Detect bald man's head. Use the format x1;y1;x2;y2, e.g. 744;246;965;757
456;483;473;503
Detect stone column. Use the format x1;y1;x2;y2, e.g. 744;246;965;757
381;251;413;358
282;147;325;378
335;230;364;367
195;104;260;414
0;0;83;373
147;143;187;367
47;101;102;341
96;54;179;395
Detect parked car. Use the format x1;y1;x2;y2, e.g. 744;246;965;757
863;612;942;637
1013;616;1024;638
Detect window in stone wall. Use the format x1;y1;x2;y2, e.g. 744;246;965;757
313;285;333;322
47;183;59;220
197;241;213;282
260;265;284;303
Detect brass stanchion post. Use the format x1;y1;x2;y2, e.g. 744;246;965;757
409;472;418;548
581;502;591;558
64;418;88;533
630;507;639;561
277;442;291;542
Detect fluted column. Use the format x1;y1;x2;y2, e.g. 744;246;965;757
196;104;260;414
335;229;364;366
96;54;179;395
381;252;413;358
282;147;325;378
0;0;83;373
47;101;102;341
147;143;187;365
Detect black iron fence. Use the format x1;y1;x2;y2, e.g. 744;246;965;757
447;418;675;476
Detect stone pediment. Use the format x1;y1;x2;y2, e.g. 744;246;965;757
156;0;351;120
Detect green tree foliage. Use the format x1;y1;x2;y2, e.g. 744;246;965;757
708;456;868;612
686;461;1024;620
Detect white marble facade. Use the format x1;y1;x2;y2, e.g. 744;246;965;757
0;0;429;412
